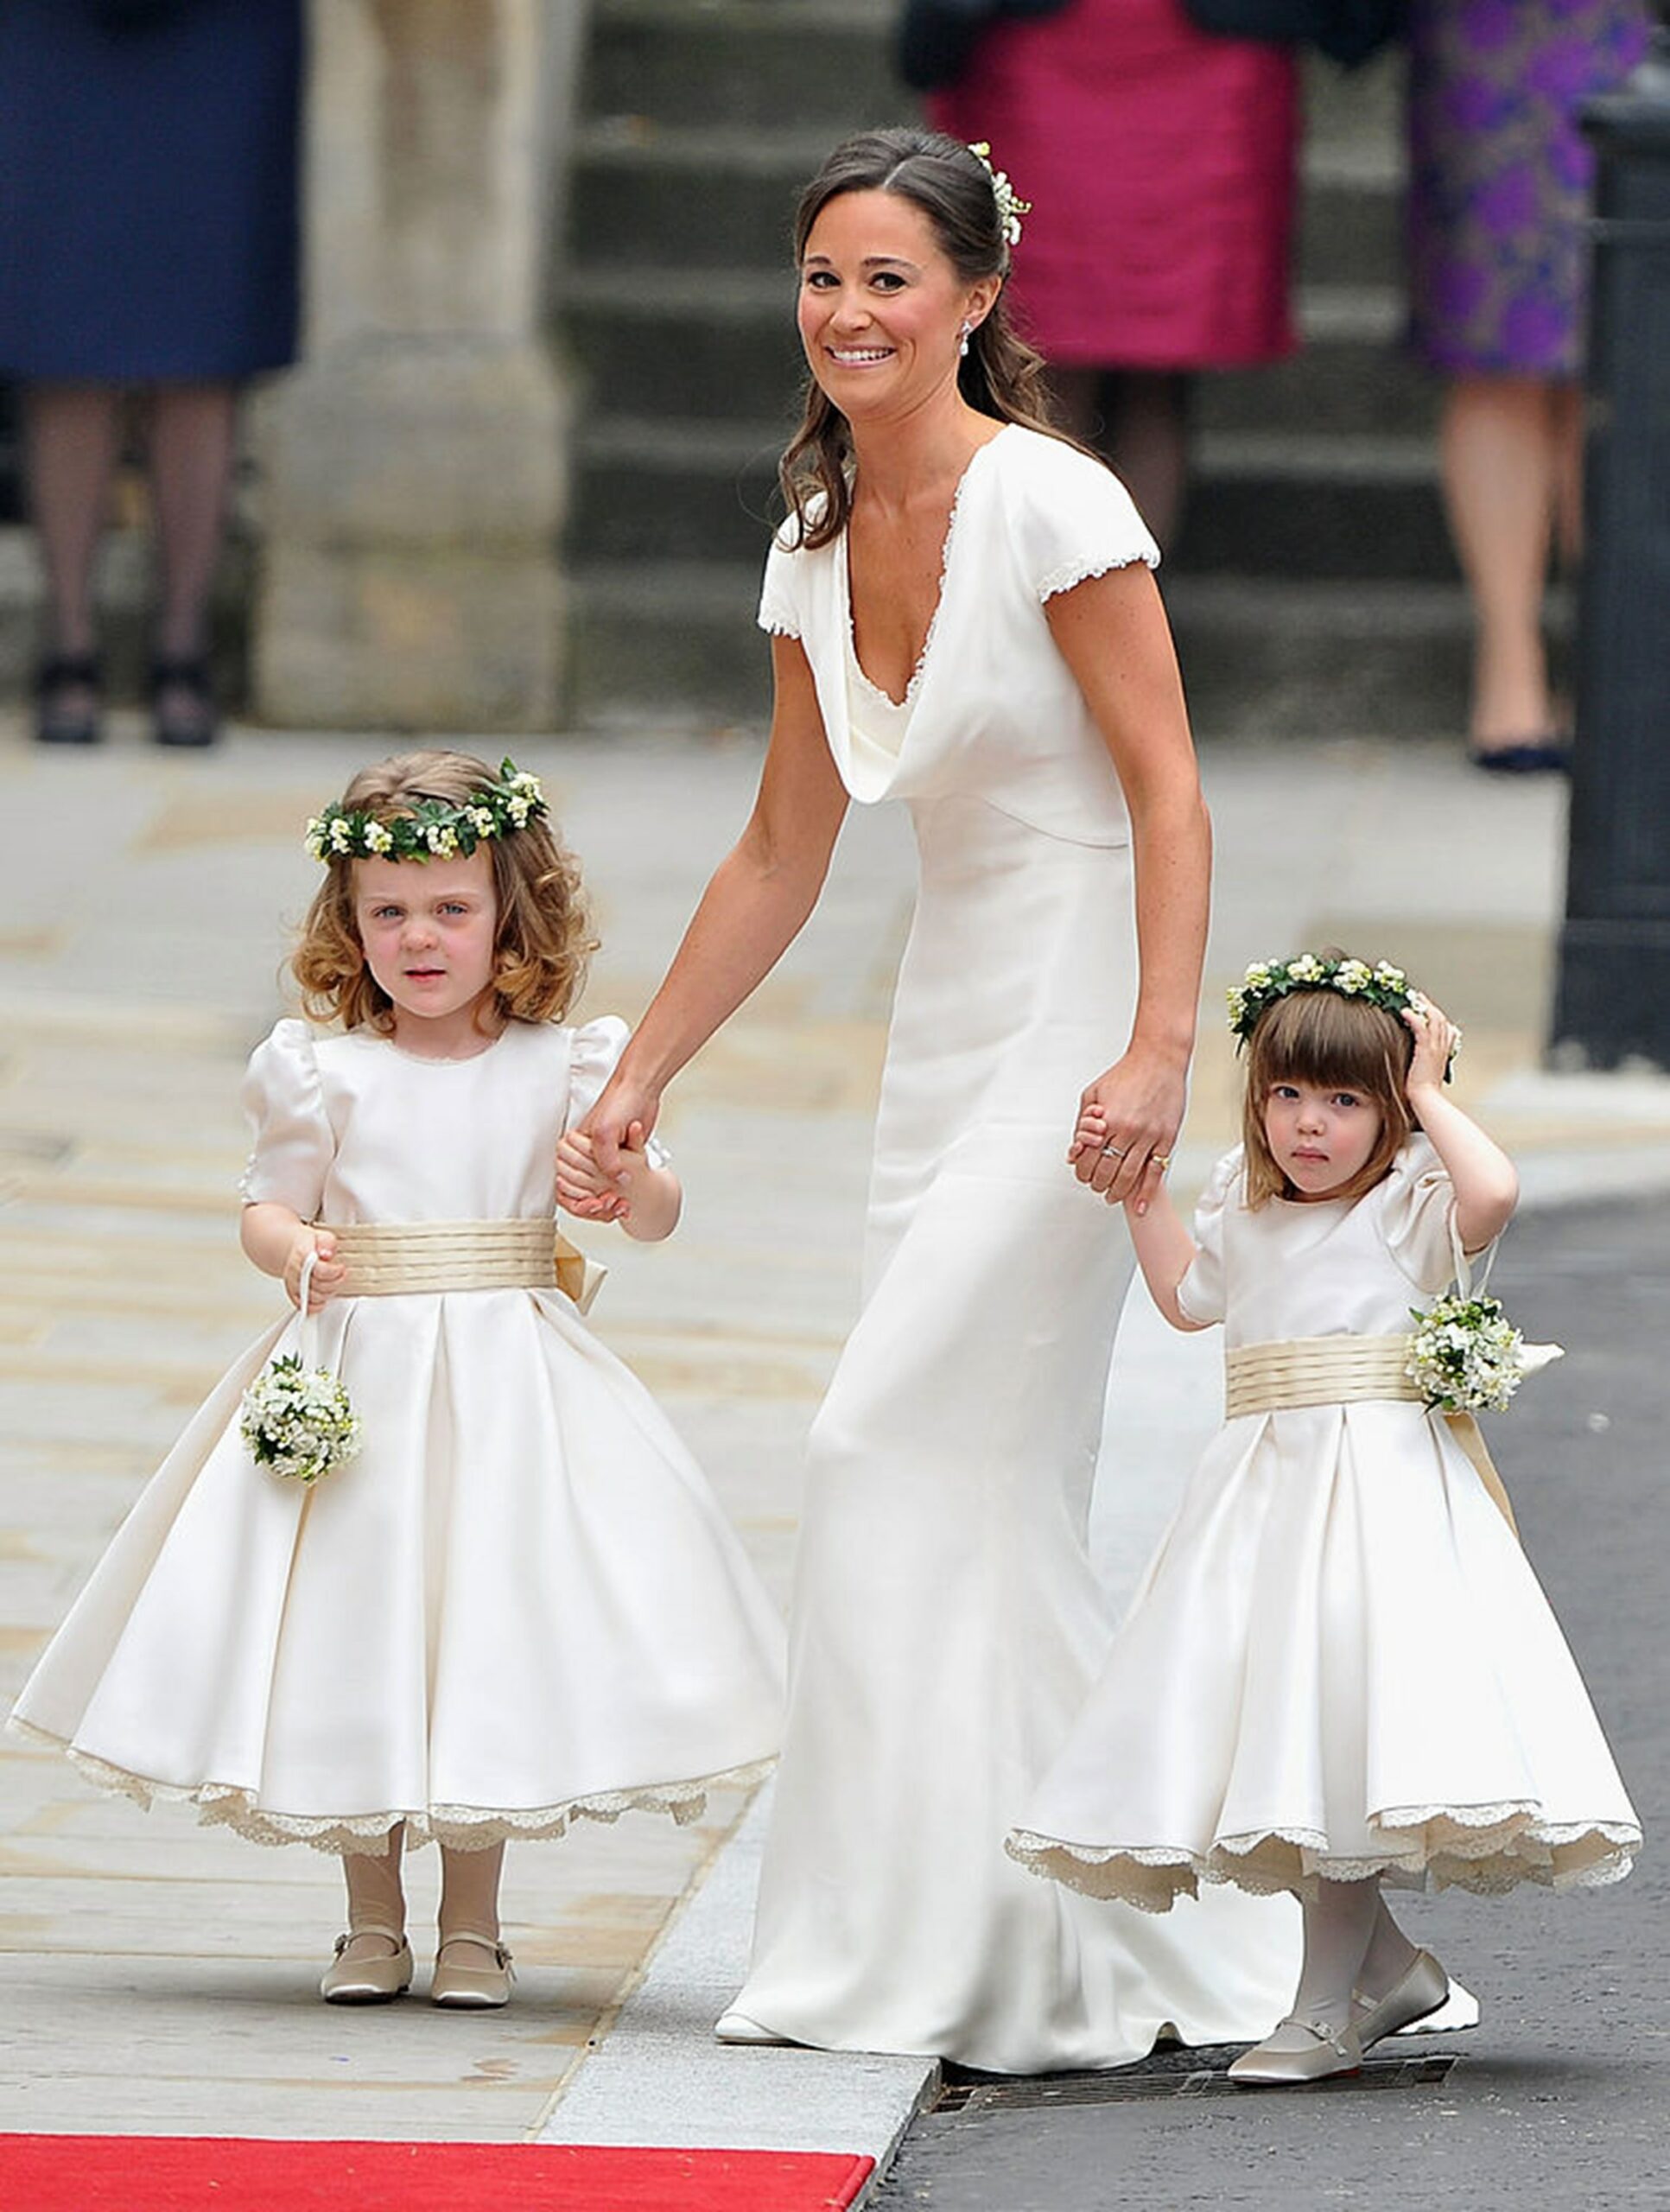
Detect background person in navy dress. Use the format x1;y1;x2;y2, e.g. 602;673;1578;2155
0;0;303;746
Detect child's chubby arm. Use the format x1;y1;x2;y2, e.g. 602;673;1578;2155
1403;998;1518;1255
557;1122;682;1243
240;1203;345;1313
1075;1103;1210;1332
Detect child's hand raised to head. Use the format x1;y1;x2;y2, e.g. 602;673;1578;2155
1403;996;1461;1097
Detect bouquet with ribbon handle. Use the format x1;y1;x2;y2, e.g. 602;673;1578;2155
1405;1221;1563;1417
239;1248;362;1484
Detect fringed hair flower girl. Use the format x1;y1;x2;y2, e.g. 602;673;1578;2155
10;750;784;2010
1008;956;1640;2083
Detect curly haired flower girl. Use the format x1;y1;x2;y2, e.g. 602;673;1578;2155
10;750;783;2009
1009;957;1640;2083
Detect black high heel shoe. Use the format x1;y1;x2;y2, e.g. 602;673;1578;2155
150;655;219;747
35;653;103;746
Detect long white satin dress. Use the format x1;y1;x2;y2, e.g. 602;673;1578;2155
726;423;1298;2071
1010;1141;1641;1908
11;1017;785;1853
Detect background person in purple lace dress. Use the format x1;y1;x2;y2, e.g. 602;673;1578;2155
1406;0;1650;772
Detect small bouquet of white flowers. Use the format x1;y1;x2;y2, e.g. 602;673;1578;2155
239;1247;361;1484
240;1353;361;1484
1406;1290;1533;1415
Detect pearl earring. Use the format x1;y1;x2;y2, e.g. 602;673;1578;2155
959;319;974;359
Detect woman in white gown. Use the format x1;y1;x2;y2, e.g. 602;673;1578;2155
579;128;1298;2070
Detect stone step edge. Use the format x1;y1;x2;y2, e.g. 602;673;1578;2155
568;561;1512;630
560;265;1405;342
573;416;1444;482
594;0;892;27
572;119;1404;198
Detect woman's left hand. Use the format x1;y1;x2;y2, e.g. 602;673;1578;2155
1070;1046;1186;1211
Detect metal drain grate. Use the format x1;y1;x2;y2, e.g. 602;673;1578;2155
931;2051;1459;2113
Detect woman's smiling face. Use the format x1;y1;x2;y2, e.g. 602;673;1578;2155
797;188;993;423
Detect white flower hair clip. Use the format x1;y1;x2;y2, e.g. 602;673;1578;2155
967;141;1032;250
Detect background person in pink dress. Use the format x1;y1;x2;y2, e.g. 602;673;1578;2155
929;0;1299;545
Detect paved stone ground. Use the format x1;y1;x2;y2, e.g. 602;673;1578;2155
874;1195;1669;2211
0;714;909;2142
2;713;1667;2169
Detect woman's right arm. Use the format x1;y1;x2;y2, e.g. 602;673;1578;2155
583;635;849;1182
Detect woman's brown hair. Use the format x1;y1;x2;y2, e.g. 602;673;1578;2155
1241;982;1416;1209
780;127;1095;550
291;750;596;1037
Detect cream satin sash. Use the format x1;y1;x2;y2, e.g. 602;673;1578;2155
321;1220;605;1313
1224;1332;1519;1539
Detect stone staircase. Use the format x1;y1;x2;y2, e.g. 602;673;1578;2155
559;0;1495;740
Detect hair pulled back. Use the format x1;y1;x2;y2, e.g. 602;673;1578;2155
1241;979;1418;1210
780;127;1079;550
292;748;596;1038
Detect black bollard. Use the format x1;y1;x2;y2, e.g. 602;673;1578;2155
1551;9;1670;1071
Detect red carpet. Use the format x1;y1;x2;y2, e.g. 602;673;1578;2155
0;2137;875;2211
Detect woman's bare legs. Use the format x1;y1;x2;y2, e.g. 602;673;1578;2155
23;384;122;736
1439;373;1571;752
148;380;238;741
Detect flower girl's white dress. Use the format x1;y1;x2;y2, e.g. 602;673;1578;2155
11;1017;784;1852
1009;1139;1641;1908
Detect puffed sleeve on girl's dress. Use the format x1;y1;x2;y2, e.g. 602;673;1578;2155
1378;1135;1470;1294
567;1016;673;1166
756;522;803;639
238;1019;333;1218
1175;1145;1243;1326
1005;435;1162;604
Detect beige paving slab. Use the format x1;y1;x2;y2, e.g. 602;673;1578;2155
1;717;1663;2154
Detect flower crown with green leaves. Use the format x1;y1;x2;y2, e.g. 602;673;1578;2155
1227;952;1418;1046
967;141;1032;250
305;760;547;864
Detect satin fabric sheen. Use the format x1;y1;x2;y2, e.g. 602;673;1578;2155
737;428;1298;2069
11;1019;784;1853
1011;1142;1641;1908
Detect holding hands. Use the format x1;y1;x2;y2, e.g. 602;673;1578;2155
558;1118;681;1243
1067;1046;1184;1215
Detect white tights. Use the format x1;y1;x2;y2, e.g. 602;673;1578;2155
1291;1878;1420;2028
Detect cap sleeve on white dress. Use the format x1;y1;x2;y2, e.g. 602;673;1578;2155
239;1018;333;1217
1176;1145;1243;1326
1007;438;1161;603
757;524;803;639
1377;1136;1467;1294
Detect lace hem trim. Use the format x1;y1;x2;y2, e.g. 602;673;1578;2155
757;612;801;639
1006;1801;1641;1912
10;1723;773;1855
1035;547;1159;604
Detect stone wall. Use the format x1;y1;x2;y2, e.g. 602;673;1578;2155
253;0;585;731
